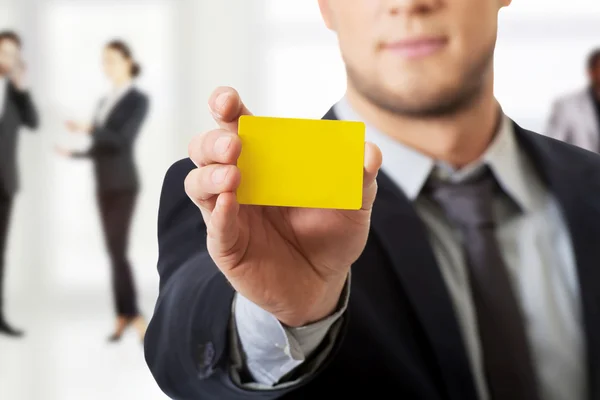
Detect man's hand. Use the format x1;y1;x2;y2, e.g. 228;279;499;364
185;87;382;327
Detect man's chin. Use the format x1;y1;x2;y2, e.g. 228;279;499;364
362;86;479;118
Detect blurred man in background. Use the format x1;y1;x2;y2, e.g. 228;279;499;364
0;30;39;338
545;48;600;152
146;1;596;399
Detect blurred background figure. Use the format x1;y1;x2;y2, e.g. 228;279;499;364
545;48;600;151
57;40;149;343
0;30;38;338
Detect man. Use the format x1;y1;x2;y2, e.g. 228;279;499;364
0;30;39;338
545;48;600;152
145;1;598;399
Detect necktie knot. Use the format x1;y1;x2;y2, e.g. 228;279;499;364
428;172;496;229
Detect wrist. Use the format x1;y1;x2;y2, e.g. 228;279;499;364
278;275;348;328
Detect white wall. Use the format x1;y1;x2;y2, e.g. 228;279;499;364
1;2;259;399
0;0;17;28
4;0;260;302
0;2;599;399
255;0;600;133
496;2;600;130
1;0;598;326
41;0;179;292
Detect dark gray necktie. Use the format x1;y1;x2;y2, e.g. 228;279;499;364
429;171;540;400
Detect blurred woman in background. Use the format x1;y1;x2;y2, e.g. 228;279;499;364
57;40;149;343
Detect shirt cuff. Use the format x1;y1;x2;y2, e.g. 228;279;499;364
231;274;351;386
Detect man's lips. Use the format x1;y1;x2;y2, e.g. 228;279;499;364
381;37;448;59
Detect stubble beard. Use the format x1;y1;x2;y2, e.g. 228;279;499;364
345;42;496;119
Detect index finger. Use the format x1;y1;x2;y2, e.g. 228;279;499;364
208;87;253;132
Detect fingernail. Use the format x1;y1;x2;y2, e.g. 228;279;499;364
214;136;232;155
212;167;229;184
214;92;230;117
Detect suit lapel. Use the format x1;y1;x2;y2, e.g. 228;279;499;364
372;173;480;400
102;88;135;127
516;126;600;400
324;107;479;400
326;104;600;399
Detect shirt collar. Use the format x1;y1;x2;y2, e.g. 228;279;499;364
334;96;537;212
111;81;134;98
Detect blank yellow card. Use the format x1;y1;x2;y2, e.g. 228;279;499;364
237;116;365;210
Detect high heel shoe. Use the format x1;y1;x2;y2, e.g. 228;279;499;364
107;316;147;343
107;331;126;343
107;316;134;343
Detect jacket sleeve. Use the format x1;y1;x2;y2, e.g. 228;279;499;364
88;95;149;155
11;88;39;130
144;159;299;400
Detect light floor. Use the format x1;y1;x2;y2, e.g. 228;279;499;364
0;289;169;400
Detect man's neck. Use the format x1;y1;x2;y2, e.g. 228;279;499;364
346;79;500;169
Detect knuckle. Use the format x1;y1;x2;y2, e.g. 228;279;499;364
185;168;214;203
203;129;225;148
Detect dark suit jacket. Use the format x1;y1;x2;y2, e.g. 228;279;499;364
0;81;39;196
75;88;149;192
145;109;600;400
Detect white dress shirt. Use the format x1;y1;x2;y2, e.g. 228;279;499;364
0;76;8;119
94;82;134;126
231;97;587;400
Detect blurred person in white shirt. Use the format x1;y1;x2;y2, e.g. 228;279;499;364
545;48;600;152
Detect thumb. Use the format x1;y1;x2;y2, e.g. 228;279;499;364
208;87;253;133
361;142;383;211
